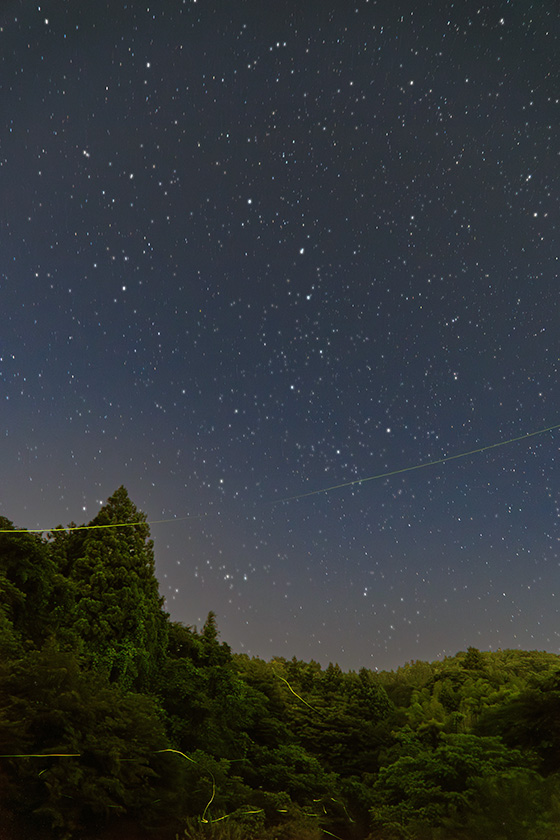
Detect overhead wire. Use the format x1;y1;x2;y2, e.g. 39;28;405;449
1;421;558;533
271;420;560;504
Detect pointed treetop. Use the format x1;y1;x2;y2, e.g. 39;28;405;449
89;487;149;532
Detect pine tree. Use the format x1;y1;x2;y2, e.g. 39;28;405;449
200;610;232;666
463;646;486;671
64;487;168;690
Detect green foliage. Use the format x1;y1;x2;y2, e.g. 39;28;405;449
58;487;169;690
2;490;560;839
477;669;560;773
0;517;65;645
449;769;560;840
0;640;172;838
370;732;535;837
159;617;252;759
181;810;265;840
200;611;232;666
179;801;323;840
245;743;338;803
462;645;486;671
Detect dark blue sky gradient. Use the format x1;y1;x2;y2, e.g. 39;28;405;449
1;0;558;670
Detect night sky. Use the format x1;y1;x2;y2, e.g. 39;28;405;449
1;0;558;672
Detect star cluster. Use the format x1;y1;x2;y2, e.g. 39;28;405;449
1;0;558;670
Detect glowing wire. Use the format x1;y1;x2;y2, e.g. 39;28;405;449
208;809;264;823
0;753;81;757
272;421;560;504
157;750;268;825
2;748;264;826
1;421;558;532
275;673;322;715
0;514;206;534
156;748;216;822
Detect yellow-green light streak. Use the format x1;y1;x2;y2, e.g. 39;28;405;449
272;421;560;504
1;421;558;532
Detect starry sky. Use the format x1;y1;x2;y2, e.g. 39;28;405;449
1;0;558;672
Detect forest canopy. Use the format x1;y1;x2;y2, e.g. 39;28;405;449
1;487;559;839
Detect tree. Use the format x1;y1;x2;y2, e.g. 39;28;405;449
246;743;338;804
0;517;59;646
462;646;486;672
369;732;535;837
450;769;560;840
200;610;232;666
0;641;176;838
62;487;168;690
477;670;560;773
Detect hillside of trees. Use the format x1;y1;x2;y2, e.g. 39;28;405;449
1;487;560;839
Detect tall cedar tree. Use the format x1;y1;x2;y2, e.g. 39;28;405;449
60;487;168;690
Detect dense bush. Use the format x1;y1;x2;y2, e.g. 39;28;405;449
1;489;559;838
